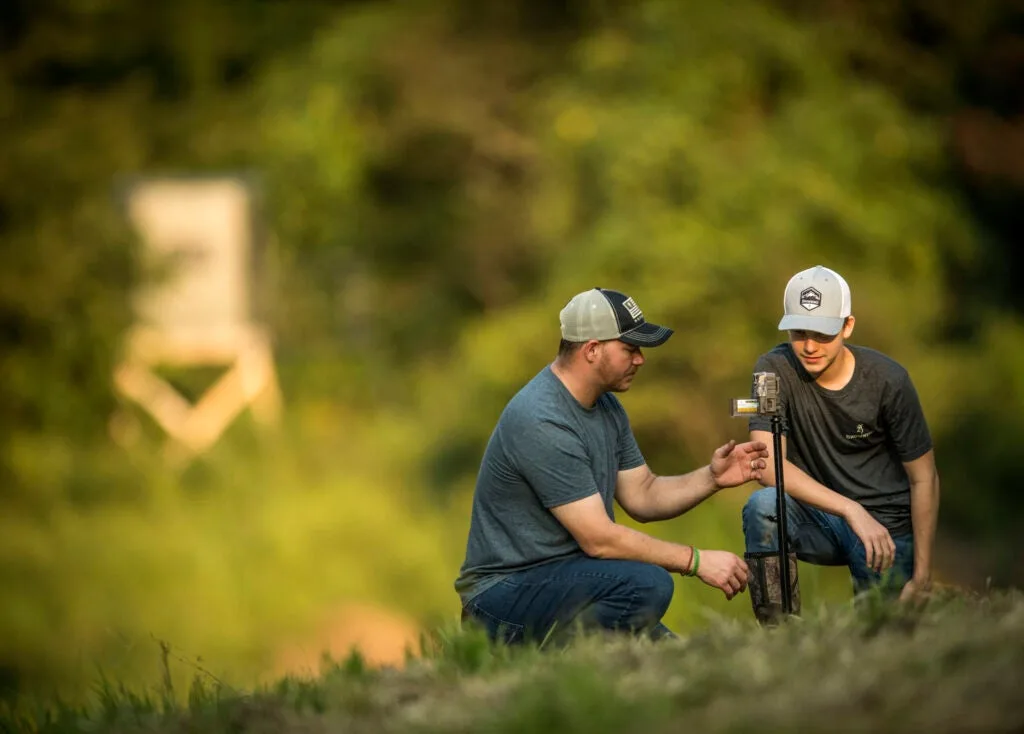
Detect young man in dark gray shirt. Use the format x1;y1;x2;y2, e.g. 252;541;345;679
456;287;770;644
743;266;941;622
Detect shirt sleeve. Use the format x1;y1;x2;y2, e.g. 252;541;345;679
612;399;646;471
507;419;601;509
884;370;933;462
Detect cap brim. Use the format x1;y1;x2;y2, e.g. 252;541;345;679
778;315;844;336
619;322;674;347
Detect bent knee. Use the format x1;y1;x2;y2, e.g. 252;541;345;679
742;487;779;530
629;564;675;618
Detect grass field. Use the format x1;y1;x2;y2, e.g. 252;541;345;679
4;586;1022;734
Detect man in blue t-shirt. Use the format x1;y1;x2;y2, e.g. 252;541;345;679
742;266;941;623
456;287;770;644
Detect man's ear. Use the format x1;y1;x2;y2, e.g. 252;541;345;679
842;316;856;339
583;340;602;363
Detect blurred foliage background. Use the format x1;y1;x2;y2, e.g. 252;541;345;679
2;0;1023;704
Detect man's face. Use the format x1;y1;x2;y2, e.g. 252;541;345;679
597;340;646;392
788;317;854;378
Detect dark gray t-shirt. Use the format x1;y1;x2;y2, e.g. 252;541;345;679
454;365;646;604
748;343;932;536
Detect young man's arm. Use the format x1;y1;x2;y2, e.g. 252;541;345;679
900;450;940;600
549;494;750;600
750;429;897;573
614;440;769;523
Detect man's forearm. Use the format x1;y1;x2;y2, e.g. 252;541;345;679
909;475;940;580
632;467;719;522
585;522;696;574
761;459;859;521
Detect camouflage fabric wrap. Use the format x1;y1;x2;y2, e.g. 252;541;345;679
745;551;801;624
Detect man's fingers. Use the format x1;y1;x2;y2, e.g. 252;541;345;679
727;572;748;596
717;440;736;456
744;442;770;457
860;524;899;573
736;564;749;585
877;540;890;572
899;582;924;604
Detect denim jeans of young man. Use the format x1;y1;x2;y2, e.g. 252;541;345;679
462;556;678;645
742;486;915;596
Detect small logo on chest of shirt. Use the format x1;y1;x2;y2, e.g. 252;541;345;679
844;423;875;440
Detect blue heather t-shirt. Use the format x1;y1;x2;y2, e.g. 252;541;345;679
454;365;646;605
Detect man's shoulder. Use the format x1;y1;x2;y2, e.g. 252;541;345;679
501;366;567;426
850;345;911;382
755;343;798;372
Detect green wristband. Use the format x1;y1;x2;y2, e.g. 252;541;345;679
689;547;701;577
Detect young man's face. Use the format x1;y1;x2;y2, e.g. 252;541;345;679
597;340;646;392
788;317;855;378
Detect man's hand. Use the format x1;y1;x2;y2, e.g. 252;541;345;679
709;439;770;489
692;549;750;600
899;576;932;603
845;506;896;573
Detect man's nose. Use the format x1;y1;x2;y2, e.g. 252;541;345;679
634;349;645;365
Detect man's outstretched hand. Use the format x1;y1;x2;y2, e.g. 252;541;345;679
709;439;770;489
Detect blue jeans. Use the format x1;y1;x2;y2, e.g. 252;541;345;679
462;556;677;645
742;487;915;595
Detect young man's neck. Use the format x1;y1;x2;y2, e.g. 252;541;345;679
551;358;602;408
814;345;856;391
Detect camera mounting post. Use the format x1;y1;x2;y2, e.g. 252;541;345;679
731;372;793;615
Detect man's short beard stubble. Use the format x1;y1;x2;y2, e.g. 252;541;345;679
598;351;634;393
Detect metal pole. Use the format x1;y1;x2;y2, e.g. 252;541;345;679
771;414;793;615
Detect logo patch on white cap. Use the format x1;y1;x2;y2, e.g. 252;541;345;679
799;287;822;311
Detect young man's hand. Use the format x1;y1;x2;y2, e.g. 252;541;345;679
693;549;750;600
845;506;896;572
899;576;932;603
709;439;770;489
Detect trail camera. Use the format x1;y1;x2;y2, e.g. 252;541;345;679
728;369;795;616
730;372;779;417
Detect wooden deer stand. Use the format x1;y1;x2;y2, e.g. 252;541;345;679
111;177;281;464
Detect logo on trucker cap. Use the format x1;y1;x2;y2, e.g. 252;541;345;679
621;297;643;322
799;287;822;311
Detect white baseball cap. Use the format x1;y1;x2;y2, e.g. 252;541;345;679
560;288;673;347
778;266;851;336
